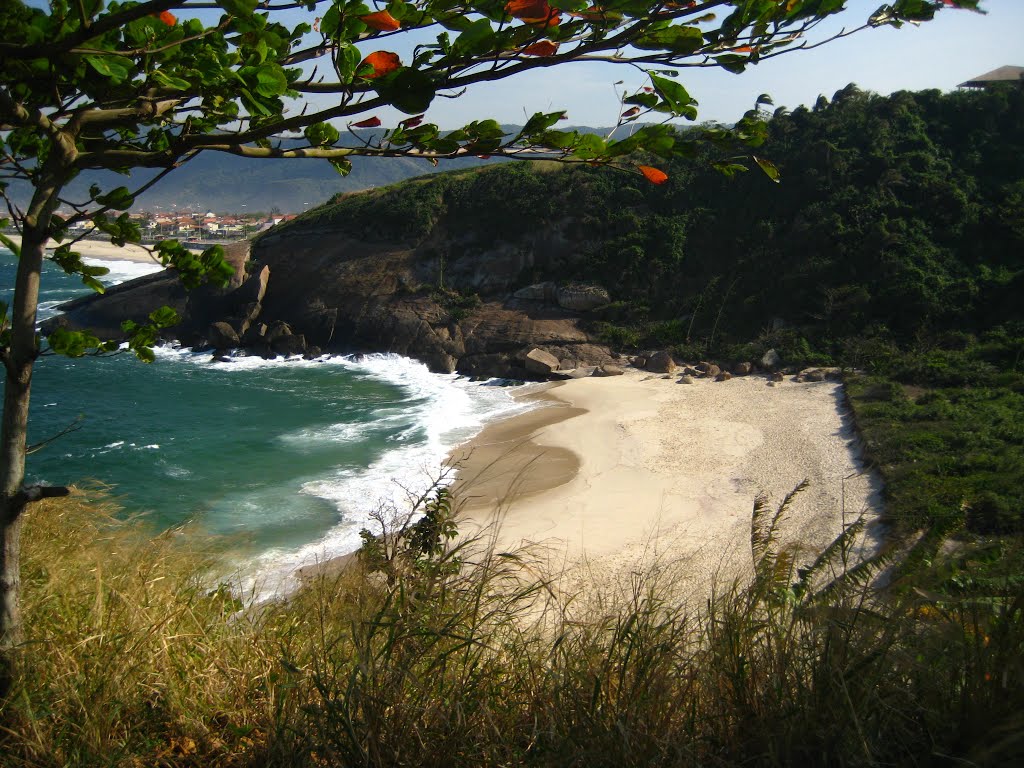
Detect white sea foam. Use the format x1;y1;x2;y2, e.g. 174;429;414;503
226;353;536;600
84;256;164;286
144;345;536;599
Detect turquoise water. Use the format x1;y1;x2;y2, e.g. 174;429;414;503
1;249;528;594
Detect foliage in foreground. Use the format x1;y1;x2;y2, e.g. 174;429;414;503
1;489;1022;767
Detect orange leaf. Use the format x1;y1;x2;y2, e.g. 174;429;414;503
732;45;754;53
505;0;561;26
521;40;559;57
156;10;176;25
361;10;401;32
360;51;401;79
638;165;669;185
352;117;382;128
621;107;640;118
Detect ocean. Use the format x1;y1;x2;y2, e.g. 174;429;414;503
1;247;531;596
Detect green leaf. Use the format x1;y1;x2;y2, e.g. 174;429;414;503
84;55;133;84
304;122;340;146
218;0;259;17
253;64;288;97
634;25;704;54
520;111;566;138
95;186;135;210
151;69;193;91
375;68;436;115
149;306;181;328
0;231;20;258
753;155;780;183
452;18;498;57
715;54;748;74
329;158;353;176
649;74;698;118
47;327;101;358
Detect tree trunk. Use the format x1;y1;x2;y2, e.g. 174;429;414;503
0;190;58;698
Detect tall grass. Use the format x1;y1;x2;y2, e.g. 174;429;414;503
2;487;1022;767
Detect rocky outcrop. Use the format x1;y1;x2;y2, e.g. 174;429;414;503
555;284;609;312
645;351;676;374
524;348;560;375
733;361;753;376
208;321;239;350
44;228;615;378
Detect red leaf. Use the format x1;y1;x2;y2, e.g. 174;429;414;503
360;51;401;79
156;10;176;25
401;115;425;128
621;107;640;118
638;165;669;185
521;40;559;57
506;0;561;26
361;10;401;32
352;116;382;128
732;45;754;53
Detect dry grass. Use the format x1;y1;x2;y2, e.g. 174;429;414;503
1;487;1022;767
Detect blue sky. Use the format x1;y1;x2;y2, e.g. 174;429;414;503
405;0;1022;128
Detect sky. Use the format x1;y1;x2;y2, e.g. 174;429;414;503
18;0;1024;130
401;0;1023;129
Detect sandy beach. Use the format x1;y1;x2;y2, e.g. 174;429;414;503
451;369;882;598
4;234;169;264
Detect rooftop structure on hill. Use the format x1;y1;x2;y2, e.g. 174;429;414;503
958;65;1024;89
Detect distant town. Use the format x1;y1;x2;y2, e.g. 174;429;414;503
54;209;301;243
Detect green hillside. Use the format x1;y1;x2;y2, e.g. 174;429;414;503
293;84;1024;537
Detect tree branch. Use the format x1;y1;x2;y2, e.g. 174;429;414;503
0;0;180;60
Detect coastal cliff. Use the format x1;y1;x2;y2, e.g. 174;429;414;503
44;164;619;378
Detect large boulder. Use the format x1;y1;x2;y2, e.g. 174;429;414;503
235;265;270;305
592;363;624;377
556;284;610;312
513;282;557;302
646;350;676;374
695;362;720;378
733;361;753;376
524;347;560;375
207;321;239;349
271;332;307;357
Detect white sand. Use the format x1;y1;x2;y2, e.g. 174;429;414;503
455;370;883;597
4;234;167;264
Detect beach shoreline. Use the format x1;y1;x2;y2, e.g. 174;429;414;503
450;368;883;596
3;233;185;264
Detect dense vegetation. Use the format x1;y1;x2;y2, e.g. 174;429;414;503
2;489;1021;767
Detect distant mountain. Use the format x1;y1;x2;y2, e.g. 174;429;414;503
7;125;642;213
51;145;495;215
